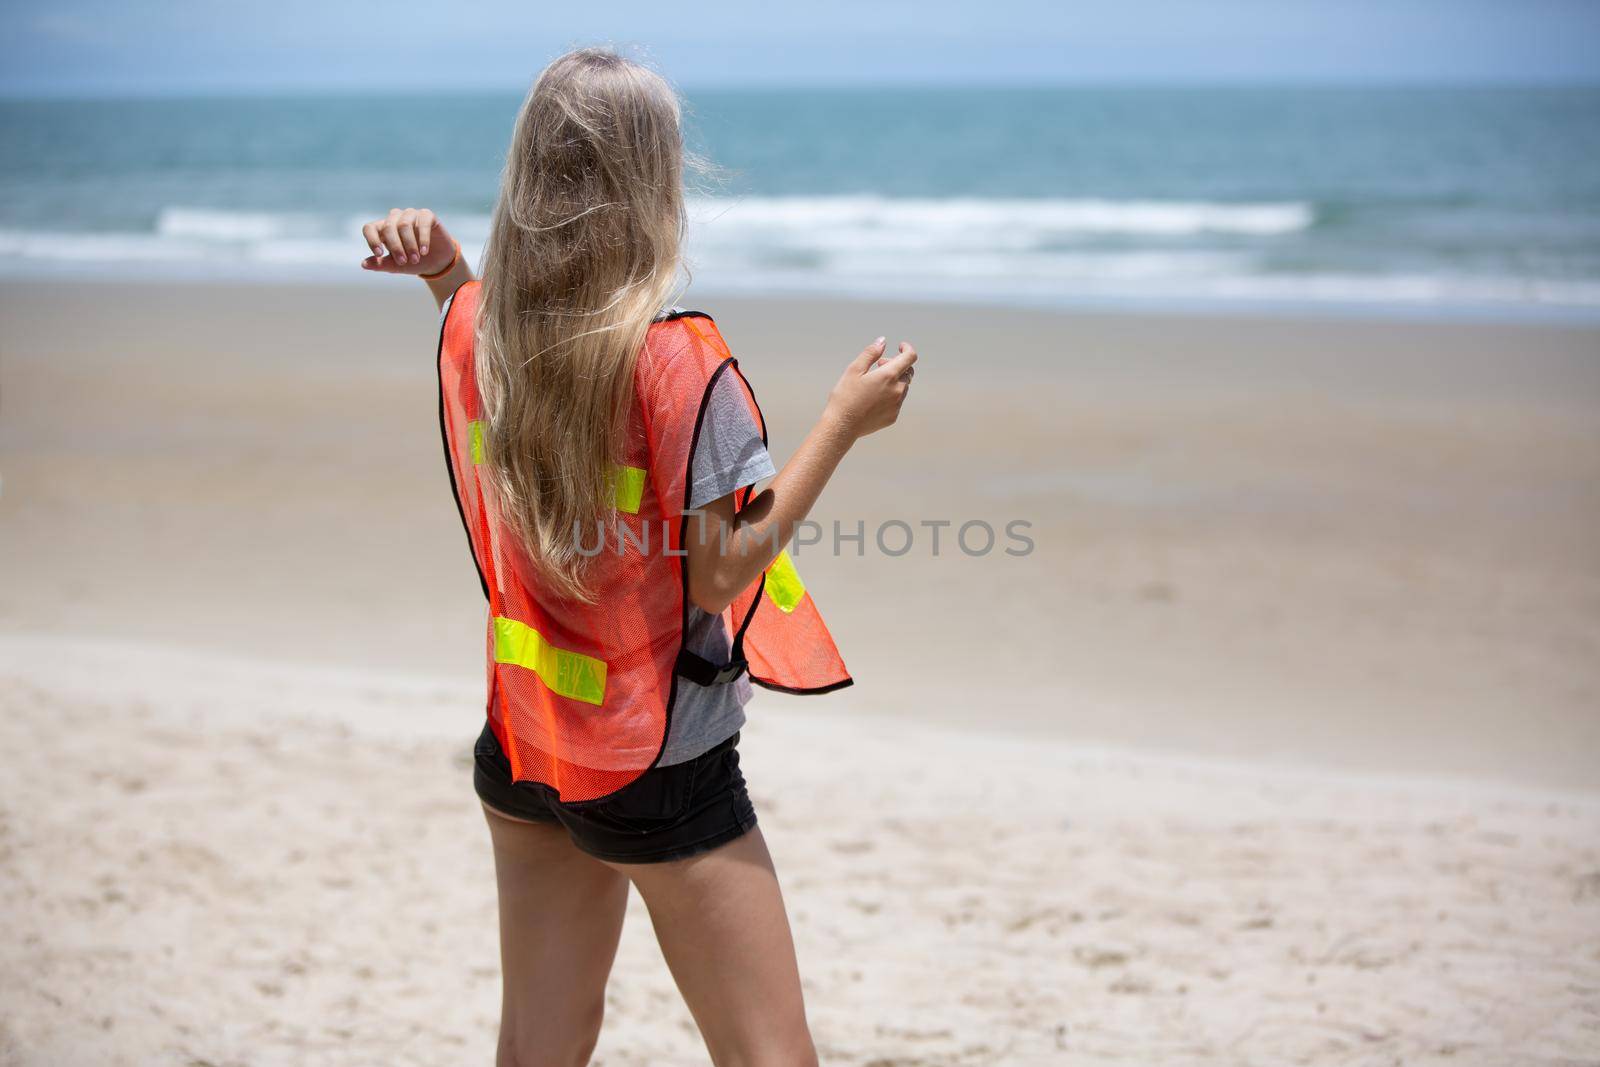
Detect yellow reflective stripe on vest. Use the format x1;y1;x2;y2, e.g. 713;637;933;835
493;617;607;706
765;550;806;614
467;423;643;515
613;466;647;514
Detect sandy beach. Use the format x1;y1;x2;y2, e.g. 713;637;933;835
2;280;1599;1064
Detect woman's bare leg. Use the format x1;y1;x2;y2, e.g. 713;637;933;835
482;803;631;1067
611;827;816;1067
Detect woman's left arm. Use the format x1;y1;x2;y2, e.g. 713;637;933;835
359;207;475;309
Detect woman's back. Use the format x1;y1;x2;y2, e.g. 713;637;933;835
358;45;916;1065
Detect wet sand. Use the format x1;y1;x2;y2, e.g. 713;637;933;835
3;281;1597;783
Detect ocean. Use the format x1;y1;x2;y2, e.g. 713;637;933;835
2;87;1598;315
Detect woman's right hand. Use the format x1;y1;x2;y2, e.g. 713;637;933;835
360;208;456;275
824;337;918;438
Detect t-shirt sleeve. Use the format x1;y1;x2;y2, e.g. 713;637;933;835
688;371;776;510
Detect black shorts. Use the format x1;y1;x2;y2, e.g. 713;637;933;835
472;721;758;864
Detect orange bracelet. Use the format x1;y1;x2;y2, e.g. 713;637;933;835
419;241;461;280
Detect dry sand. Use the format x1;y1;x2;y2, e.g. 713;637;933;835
2;280;1599;1063
3;637;1597;1065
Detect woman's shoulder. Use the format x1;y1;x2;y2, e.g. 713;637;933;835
651;305;714;325
643;306;723;363
637;306;733;395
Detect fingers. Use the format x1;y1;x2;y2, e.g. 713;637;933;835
888;342;916;422
380;211;407;265
396;209;421;263
361;209;437;271
873;341;918;379
849;336;887;373
379;208;422;266
360;251;405;273
415;209;435;258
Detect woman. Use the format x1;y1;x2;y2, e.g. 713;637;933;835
358;49;916;1066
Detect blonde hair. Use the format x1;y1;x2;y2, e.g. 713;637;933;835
476;48;686;603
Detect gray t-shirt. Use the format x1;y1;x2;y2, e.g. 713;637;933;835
658;370;776;765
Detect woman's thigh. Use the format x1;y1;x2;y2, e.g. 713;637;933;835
482;803;631;1062
610;827;816;1066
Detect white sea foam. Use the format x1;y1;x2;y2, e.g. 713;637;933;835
0;229;206;263
688;196;1315;238
2;197;1597;313
157;207;299;242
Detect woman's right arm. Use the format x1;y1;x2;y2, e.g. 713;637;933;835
684;338;918;615
359;207;475;309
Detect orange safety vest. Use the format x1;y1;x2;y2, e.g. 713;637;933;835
437;280;851;802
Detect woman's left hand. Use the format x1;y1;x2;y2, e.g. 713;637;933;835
360;208;455;274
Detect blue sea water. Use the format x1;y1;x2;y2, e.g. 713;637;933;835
2;87;1598;314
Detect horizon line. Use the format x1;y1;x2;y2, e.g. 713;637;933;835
5;76;1600;103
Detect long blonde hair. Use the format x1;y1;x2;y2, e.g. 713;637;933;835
475;49;687;603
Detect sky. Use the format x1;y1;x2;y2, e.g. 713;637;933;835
2;0;1598;96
